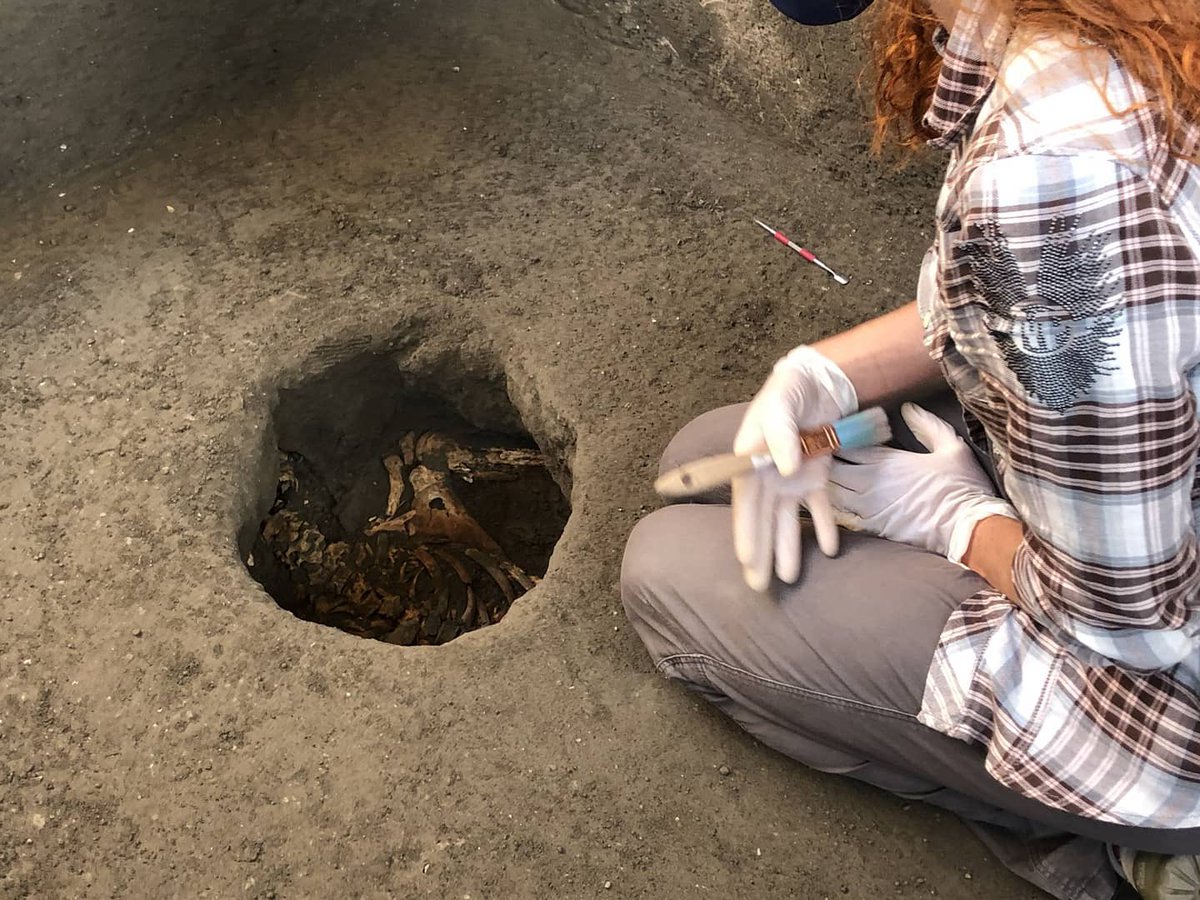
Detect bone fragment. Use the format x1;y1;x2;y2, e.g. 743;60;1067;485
464;547;517;606
415;431;545;481
363;509;417;536
500;560;536;592
383;454;407;517
405;464;504;554
399;432;418;468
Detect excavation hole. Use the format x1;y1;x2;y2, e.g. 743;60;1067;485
245;353;571;646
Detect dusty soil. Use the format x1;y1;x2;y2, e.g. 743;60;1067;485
0;0;1044;897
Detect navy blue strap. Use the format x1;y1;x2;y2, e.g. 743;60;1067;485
768;0;874;25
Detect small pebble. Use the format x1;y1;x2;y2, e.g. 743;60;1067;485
604;882;612;890
718;765;731;776
132;628;142;638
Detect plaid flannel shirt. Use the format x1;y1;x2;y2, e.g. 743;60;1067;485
915;1;1200;827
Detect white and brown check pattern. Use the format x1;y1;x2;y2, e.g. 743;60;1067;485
915;0;1200;826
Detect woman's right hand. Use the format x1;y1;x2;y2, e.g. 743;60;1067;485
732;346;858;592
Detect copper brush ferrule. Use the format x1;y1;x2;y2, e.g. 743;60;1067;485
796;423;841;456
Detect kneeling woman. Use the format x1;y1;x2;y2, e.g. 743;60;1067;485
622;1;1200;898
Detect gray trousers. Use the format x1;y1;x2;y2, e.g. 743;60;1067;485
621;401;1200;900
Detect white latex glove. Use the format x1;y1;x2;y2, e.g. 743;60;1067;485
827;403;1018;564
732;346;858;591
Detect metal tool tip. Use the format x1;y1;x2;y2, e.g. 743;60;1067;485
834;274;850;285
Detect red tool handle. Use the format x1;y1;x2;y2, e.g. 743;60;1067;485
771;229;817;263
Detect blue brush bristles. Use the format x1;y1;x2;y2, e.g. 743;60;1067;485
830;407;891;451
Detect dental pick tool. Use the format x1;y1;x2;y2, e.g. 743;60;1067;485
753;217;849;285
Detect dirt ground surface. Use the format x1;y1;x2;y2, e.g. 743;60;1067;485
0;0;1047;897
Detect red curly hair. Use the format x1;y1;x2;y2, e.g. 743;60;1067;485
870;0;1200;157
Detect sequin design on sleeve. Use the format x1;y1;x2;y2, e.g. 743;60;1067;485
958;215;1123;411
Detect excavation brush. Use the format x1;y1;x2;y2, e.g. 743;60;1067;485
754;217;849;285
653;407;891;498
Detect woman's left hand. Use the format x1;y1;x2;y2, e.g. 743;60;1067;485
828;403;1019;564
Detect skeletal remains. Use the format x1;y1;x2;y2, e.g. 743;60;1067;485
258;430;543;645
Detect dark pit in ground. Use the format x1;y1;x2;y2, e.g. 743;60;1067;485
246;352;571;645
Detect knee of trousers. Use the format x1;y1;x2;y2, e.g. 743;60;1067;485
658;404;746;477
620;507;696;663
